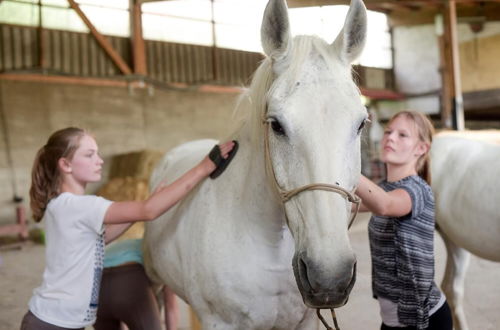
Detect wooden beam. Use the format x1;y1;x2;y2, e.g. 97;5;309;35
437;27;452;129
67;0;132;75
286;0;500;26
0;73;242;93
131;0;147;75
440;0;464;130
388;8;436;26
0;73;131;87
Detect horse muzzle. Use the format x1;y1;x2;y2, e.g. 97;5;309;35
292;252;357;309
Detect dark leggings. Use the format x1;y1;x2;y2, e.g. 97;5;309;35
93;263;162;330
20;311;84;330
381;301;453;330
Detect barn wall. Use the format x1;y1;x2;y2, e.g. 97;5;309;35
0;23;263;86
392;24;441;117
460;33;500;92
0;79;239;225
391;21;500;120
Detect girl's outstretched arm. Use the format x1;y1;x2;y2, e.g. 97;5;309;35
103;141;235;243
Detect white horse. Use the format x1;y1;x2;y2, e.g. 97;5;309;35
143;0;368;328
431;131;500;330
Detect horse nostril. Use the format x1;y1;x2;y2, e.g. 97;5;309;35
298;256;314;293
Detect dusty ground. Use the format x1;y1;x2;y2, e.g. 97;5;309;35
1;213;499;330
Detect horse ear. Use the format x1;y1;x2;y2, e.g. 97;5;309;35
332;0;367;64
261;0;292;60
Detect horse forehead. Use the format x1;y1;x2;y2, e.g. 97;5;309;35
271;59;358;110
272;80;361;125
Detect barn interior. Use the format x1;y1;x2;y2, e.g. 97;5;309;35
0;1;499;329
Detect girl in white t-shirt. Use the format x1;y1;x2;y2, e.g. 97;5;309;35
20;127;237;330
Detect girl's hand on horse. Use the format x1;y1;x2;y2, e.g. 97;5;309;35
202;140;236;175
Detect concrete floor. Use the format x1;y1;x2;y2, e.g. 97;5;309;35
1;213;499;330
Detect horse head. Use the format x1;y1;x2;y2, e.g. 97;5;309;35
260;0;367;309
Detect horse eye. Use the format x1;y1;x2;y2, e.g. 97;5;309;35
357;119;367;134
271;120;286;136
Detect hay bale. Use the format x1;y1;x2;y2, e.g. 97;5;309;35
96;177;150;239
98;149;165;240
109;150;164;180
97;177;149;202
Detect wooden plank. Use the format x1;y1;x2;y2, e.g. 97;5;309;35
156;41;164;82
53;30;62;72
146;40;155;80
186;44;194;83
21;28;31;68
89;37;98;76
463;89;500;112
192;45;202;83
98;41;107;76
71;32;80;75
175;44;183;82
107;38;119;75
0;26;4;71
80;34;89;76
67;0;132;75
13;27;22;69
31;27;40;70
167;42;175;82
62;31;71;73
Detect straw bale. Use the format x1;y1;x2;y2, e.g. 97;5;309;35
96;177;150;239
97;177;149;202
109;150;164;180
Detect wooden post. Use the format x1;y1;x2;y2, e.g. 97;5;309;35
37;0;46;70
440;0;464;130
67;0;132;75
436;15;452;128
131;0;147;75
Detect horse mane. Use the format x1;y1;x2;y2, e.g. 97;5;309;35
226;34;355;154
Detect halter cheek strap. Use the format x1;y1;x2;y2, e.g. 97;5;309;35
262;119;361;228
262;118;361;330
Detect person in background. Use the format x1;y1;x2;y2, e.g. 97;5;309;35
355;111;453;330
20;127;237;330
94;238;178;330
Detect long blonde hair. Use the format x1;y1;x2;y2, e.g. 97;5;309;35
30;127;86;222
388;111;435;184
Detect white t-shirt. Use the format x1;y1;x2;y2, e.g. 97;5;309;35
29;192;112;328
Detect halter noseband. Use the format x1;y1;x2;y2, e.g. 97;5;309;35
262;117;361;330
